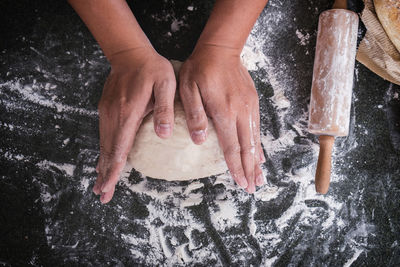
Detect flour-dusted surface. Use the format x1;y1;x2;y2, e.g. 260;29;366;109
1;0;400;266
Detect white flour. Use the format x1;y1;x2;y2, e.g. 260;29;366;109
1;1;377;264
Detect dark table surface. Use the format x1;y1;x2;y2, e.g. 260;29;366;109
1;0;399;266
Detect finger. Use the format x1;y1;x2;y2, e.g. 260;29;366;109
93;174;103;195
98;128;133;195
180;80;208;145
251;97;265;165
99;108;148;194
100;159;126;193
214;116;248;188
237;113;256;194
99;91;151;195
100;186;115;204
99;119;140;194
99;135;135;195
260;148;266;164
252;137;265;187
93;156;104;195
255;165;264;186
251;105;265;187
153;79;176;139
252;113;261;166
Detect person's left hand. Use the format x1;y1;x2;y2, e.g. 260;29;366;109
179;44;265;193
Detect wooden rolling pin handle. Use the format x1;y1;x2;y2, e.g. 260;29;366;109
332;0;347;9
315;135;335;194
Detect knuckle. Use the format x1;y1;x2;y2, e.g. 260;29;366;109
229;166;244;177
99;96;141;126
179;81;197;97
223;98;241;117
241;92;258;108
211;108;234;123
158;79;175;91
154;104;172;118
103;145;126;162
240;98;253;111
223;144;241;156
109;144;123;156
101;150;113;161
98;97;129;114
221;94;235;107
187;108;206;124
240;145;256;156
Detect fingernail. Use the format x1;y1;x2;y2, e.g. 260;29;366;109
93;184;100;195
157;123;171;136
260;151;266;163
100;193;107;204
246;180;256;193
247;186;256;194
101;184;110;193
191;130;206;144
238;177;248;188
246;176;256;193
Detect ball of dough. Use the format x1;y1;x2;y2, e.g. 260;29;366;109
374;0;400;52
127;61;228;181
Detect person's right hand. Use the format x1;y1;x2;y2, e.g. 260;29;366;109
93;47;176;204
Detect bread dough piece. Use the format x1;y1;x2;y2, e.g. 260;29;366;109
374;0;400;52
127;61;228;181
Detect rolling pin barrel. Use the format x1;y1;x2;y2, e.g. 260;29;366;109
308;6;359;194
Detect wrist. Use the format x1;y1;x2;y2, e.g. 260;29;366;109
192;43;242;60
108;46;157;68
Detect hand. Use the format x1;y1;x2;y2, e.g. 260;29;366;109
179;45;265;193
93;47;176;203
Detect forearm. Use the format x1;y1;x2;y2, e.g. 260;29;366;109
196;0;268;54
68;0;151;60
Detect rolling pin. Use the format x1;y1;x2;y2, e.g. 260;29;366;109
308;0;359;194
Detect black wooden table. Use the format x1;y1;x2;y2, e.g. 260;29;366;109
1;0;399;265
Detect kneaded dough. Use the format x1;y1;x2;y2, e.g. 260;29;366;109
127;60;228;181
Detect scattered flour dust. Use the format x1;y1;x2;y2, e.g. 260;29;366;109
33;20;370;264
117;169;221;265
36;160;75;177
242;19;369;264
9;5;373;264
0;80;97;117
296;29;311;46
170;19;187;32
